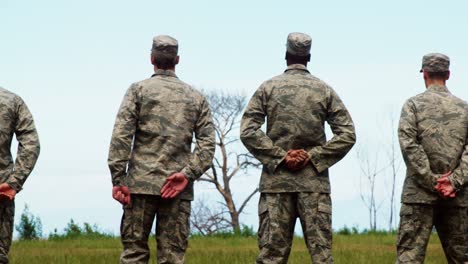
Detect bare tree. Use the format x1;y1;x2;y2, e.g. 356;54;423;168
197;92;261;232
357;146;388;231
385;114;402;231
190;198;232;235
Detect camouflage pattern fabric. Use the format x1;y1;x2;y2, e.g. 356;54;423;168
398;85;468;206
256;193;333;264
240;64;356;193
152;35;178;57
0;87;40;263
0;87;40;192
420;53;450;73
0;200;14;264
286;32;312;56
107;70;215;200
120;194;191;264
396;203;468;264
397;83;468;263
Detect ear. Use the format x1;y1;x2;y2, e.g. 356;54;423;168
151;54;156;65
174;55;180;65
423;70;429;79
446;70;450;80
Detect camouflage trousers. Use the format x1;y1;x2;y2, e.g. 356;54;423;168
396;203;468;264
256;192;333;264
120;194;191;264
0;200;14;264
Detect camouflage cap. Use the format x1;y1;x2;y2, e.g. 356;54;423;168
286;32;312;56
420;53;450;73
152;35;178;57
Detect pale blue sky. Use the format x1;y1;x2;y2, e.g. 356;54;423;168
1;0;468;235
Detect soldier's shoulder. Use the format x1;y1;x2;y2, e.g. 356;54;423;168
181;81;206;101
308;73;333;89
0;86;18;97
0;87;23;104
405;92;426;104
399;96;420;112
448;92;468;106
262;73;285;86
132;77;154;89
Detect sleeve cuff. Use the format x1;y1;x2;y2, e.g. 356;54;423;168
181;167;196;182
266;151;287;174
308;150;327;173
426;173;439;192
112;177;124;187
448;173;465;191
6;180;22;192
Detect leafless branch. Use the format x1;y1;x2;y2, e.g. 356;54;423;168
238;188;259;215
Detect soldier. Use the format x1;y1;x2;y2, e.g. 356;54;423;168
0;87;40;264
396;53;468;264
108;35;215;264
240;32;356;264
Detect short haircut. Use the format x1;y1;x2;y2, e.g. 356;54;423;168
152;52;177;70
427;71;449;80
286;52;310;65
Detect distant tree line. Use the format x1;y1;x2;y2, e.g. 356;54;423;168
17;204;400;242
16;204;112;241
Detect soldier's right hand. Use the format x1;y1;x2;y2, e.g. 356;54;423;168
112;186;131;205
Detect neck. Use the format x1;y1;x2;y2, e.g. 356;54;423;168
286;61;307;67
154;66;176;72
425;78;446;88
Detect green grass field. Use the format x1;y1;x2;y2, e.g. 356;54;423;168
10;234;446;264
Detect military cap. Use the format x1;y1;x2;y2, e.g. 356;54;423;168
286;32;312;56
420;53;450;73
152;35;178;57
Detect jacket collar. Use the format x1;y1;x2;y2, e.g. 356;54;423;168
285;64;310;73
151;69;178;78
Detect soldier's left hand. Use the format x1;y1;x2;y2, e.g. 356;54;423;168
0;183;16;201
161;172;189;199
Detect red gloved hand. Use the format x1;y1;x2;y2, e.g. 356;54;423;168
285;149;310;171
112;186;131;205
161;172;189;199
435;171;455;198
0;183;16;201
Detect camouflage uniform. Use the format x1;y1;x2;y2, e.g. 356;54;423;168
396;53;468;264
0;87;40;264
108;35;215;264
240;33;356;264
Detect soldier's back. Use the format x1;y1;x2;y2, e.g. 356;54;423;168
402;85;468;206
261;66;332;151
123;71;208;197
134;74;204;143
409;86;467;174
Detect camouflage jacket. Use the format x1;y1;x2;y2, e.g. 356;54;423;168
399;84;468;206
108;70;215;200
0;87;40;192
240;64;356;193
